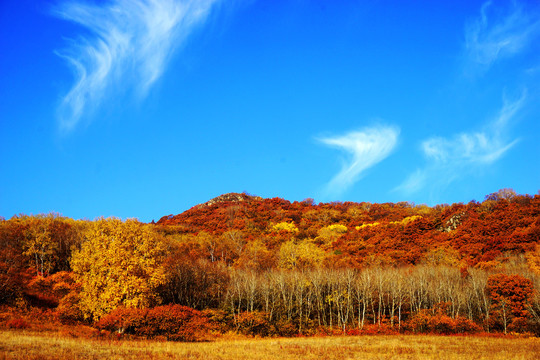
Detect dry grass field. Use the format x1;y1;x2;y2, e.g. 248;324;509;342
1;330;539;360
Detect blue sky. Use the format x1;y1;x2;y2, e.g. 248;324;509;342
1;0;539;222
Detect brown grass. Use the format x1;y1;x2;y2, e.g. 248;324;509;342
1;330;539;360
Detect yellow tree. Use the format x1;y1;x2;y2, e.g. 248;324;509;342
525;245;540;275
316;224;348;249
23;215;58;277
71;218;167;320
278;240;326;269
235;239;275;270
272;221;299;233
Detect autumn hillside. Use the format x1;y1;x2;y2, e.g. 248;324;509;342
157;189;540;269
1;188;540;340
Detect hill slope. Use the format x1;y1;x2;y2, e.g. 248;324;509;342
156;191;540;268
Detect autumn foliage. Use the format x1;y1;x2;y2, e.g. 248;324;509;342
71;218;167;320
1;189;540;339
486;274;534;334
95;305;210;341
405;305;481;334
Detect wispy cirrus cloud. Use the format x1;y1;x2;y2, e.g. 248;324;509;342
54;0;219;132
397;1;536;199
464;0;540;72
319;125;399;196
396;93;525;196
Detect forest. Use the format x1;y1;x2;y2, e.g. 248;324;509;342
1;188;540;340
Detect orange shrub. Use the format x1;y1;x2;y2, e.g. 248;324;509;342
95;305;210;341
275;319;299;337
358;324;398;336
202;309;234;333
404;310;481;334
235;311;272;336
56;290;84;324
94;307;148;335
453;316;482;333
7;317;29;329
231;311;301;337
145;305;210;341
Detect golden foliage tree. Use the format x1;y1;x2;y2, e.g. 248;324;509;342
278;240;326;269
71;218;167;320
272;221;299;233
23;215;58;277
316;224;348;249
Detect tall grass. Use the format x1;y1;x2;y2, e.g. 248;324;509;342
1;330;539;360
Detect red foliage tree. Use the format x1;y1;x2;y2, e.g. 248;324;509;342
486;273;534;334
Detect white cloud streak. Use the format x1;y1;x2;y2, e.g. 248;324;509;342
395;1;537;200
396;93;525;196
465;0;540;70
319;125;399;196
54;0;219;132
